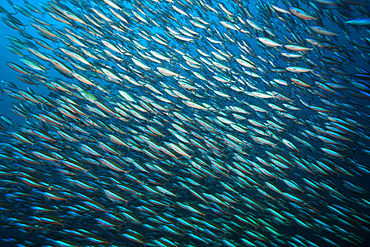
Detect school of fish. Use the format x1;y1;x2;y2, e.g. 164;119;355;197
0;0;370;246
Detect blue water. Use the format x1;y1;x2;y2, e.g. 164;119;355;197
1;0;370;246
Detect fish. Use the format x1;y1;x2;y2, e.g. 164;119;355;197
0;0;369;246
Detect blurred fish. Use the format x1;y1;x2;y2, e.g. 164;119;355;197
0;0;369;246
